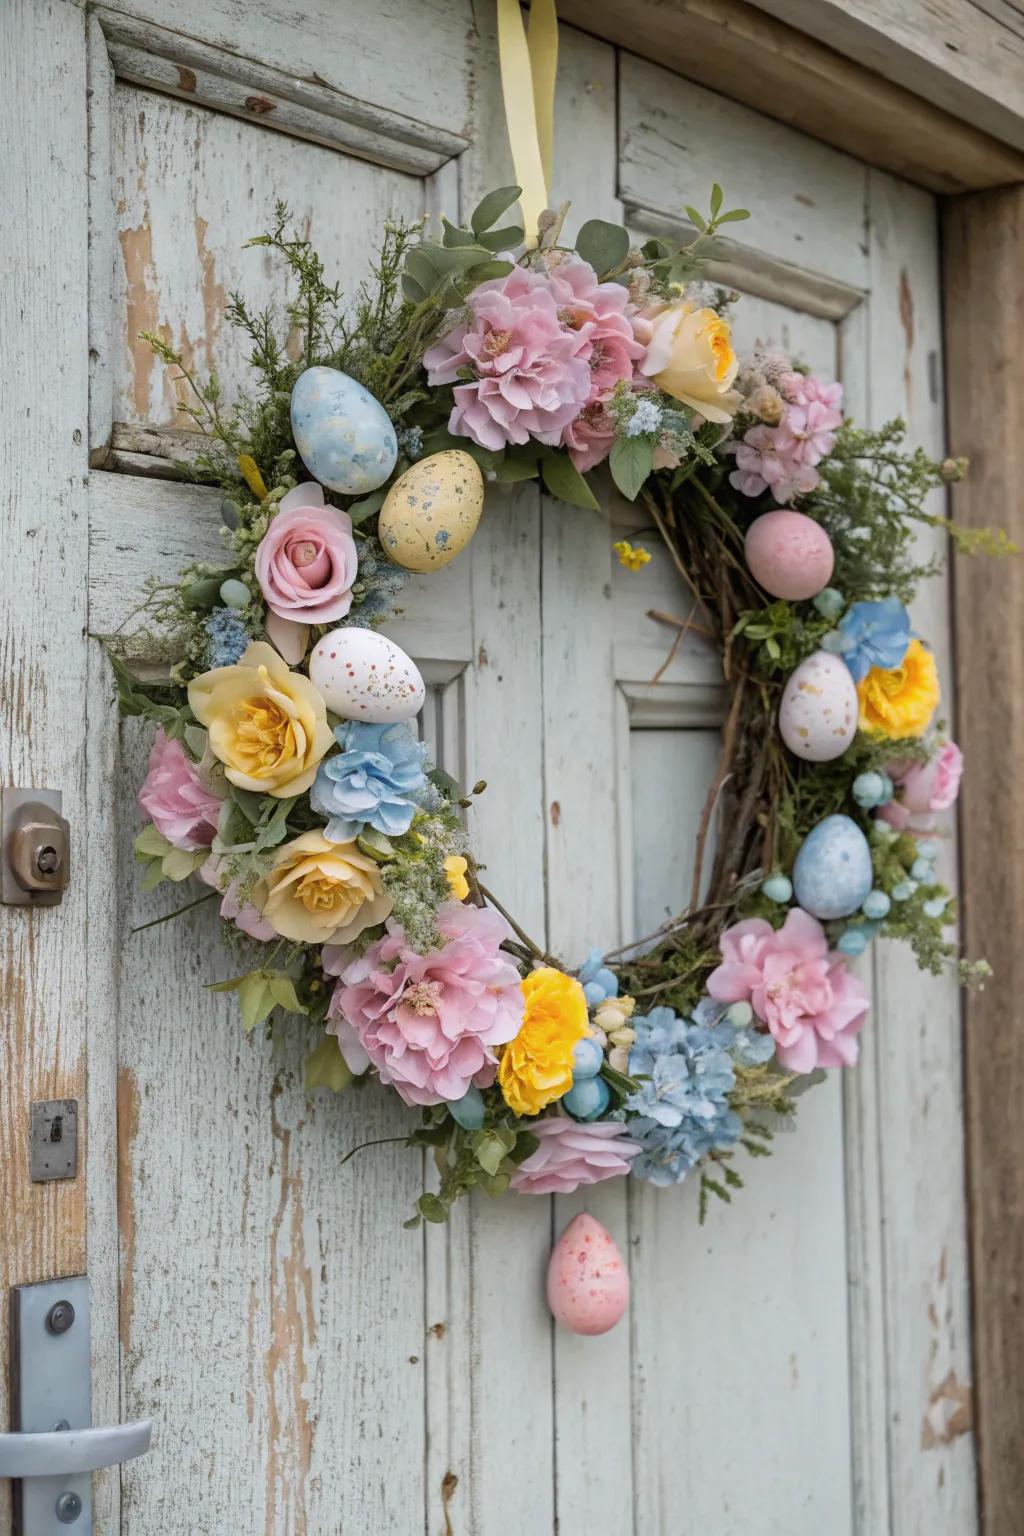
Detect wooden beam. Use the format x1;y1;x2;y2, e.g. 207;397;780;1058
747;0;1024;155
558;0;1024;193
943;183;1024;1531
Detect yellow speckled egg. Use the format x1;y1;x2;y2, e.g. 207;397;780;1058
378;450;484;572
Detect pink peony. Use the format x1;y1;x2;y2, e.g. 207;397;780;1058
424;266;593;451
563;400;616;472
545;255;645;400
255;481;357;628
199;856;276;942
707;907;869;1073
876;740;963;832
330;902;525;1105
138;729;221;850
510;1115;641;1195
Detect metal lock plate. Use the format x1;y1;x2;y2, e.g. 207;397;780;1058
29;1101;78;1183
9;1276;92;1535
1;789;70;906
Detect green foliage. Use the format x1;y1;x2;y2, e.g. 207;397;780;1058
209;967;308;1033
609;436;655;501
574;218;630;278
304;1034;353;1093
541;452;600;510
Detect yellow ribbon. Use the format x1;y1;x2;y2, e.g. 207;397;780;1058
496;0;559;247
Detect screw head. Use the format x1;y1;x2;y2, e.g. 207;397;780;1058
36;844;60;876
55;1491;82;1523
51;1419;71;1432
46;1300;75;1334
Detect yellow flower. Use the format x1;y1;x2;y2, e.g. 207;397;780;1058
640;302;740;422
444;855;470;901
188;641;333;798
498;967;588;1117
857;639;940;738
258;830;392;945
238;454;268;500
613;540;652;572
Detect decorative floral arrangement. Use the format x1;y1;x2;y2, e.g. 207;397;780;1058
114;181;1009;1277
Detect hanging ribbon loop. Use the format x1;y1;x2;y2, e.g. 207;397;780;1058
496;0;559;247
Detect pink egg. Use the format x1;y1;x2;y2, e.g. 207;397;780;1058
744;509;834;600
546;1213;629;1336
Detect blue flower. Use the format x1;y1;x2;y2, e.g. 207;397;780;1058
204;608;249;668
578;948;619;1007
625;1005;770;1186
832;598;913;683
310;721;427;842
625;399;663;438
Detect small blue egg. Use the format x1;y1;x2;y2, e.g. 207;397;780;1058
813;586;845;621
837;928;869;957
219;578;251;610
862;889;891;920
892;880;917;902
726;1000;754;1027
911;857;934;882
917;839;940;861
793;814;873;920
572;1037;604;1081
761;874;793;903
448;1085;485;1131
852;771;886;809
878;773;894;803
291;366;398;495
923;896;949;920
562;1076;610;1121
582;981;606;1008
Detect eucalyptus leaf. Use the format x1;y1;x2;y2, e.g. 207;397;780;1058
464;259;515;282
347;488;387;526
470;185;522;235
428;766;462;801
494;458;539;483
716;208;751;224
417;1192;449;1224
610;436;655;501
231;789;266;826
401;273;427;304
441;217;476;248
471;1130;507;1178
541;453;600;511
304;1034;353;1092
574;218;630;277
254;796;295;852
404;248;441;293
477;225;524;252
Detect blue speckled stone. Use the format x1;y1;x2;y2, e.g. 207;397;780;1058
793;814;873;920
290;366;397;494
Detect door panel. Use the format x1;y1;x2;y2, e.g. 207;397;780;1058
69;8;977;1535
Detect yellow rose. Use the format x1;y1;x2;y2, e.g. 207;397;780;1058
188;641;333;798
444;855;470;901
638;301;740;422
258;830;392;945
498;967;588;1117
857;639;940;738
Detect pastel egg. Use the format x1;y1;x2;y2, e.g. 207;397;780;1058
779;650;858;762
546;1213;629;1336
379;451;484;572
309;627;425;722
562;1076;611;1121
745;510;834;600
291;366;397;495
793;814;873;919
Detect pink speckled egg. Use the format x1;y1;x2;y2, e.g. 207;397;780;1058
744;509;834;600
546;1213;629;1336
308;627;425;722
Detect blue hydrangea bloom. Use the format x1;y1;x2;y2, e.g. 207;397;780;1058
625;399;663;437
833;598;914;683
626;1005;770;1186
311;721;427;843
578;948;619;1007
205;608;249;668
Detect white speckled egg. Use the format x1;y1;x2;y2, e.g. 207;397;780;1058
779;650;858;762
308;627;425;722
291;366;397;495
378;451;484;572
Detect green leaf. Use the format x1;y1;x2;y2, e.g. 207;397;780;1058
403;1213;423;1230
494;457;539;483
471;1130;507;1177
347;488;387;526
303;1032;353;1093
710;182;723;217
684;205;707;232
427;242;495;274
254;796;296;853
417;1192;449;1224
642;238;672;261
401;273;427;304
716;208;751;224
162;847;202;881
464;259;515;282
139;860;167;893
208;972;250;993
574;218;630;276
356;829;397;863
231;789;266;826
441;217;476;248
609;436;655;501
404;248;441;293
134;824;172;859
507;1130;540;1165
182;574;229;611
267;975;308;1015
427;767;461;801
237;972;275;1033
477;225;524;252
541;453;600;511
470;185;522;235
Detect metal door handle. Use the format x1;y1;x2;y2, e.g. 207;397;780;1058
0;1420;152;1478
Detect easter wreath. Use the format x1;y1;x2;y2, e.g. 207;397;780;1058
112;184;1008;1275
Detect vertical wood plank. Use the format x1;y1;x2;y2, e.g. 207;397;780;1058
0;5;90;1530
943;182;1024;1535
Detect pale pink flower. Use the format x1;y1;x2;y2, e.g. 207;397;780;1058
510;1116;641;1195
730;424;820;502
779;371;844;414
199;856;276;942
876;740;963;832
707;907;869;1073
138;729;221;850
255;482;357;627
424;267;592;451
545;255;645;400
563;401;616;472
773;400;843;470
330;902;525;1105
730;372;843;502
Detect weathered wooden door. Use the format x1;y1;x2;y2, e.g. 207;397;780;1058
2;3;976;1532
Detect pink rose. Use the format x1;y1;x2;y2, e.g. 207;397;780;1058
563;401;616;472
876;740;963;832
510;1116;641;1195
138;728;221;850
254;482;357;661
707;907;869;1073
199;856;276;942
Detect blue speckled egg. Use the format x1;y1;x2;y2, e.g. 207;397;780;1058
291;366;397;494
793;814;873;920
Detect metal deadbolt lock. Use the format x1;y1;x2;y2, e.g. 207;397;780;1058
1;789;70;905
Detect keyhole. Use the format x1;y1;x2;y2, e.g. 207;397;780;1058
50;1115;63;1144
